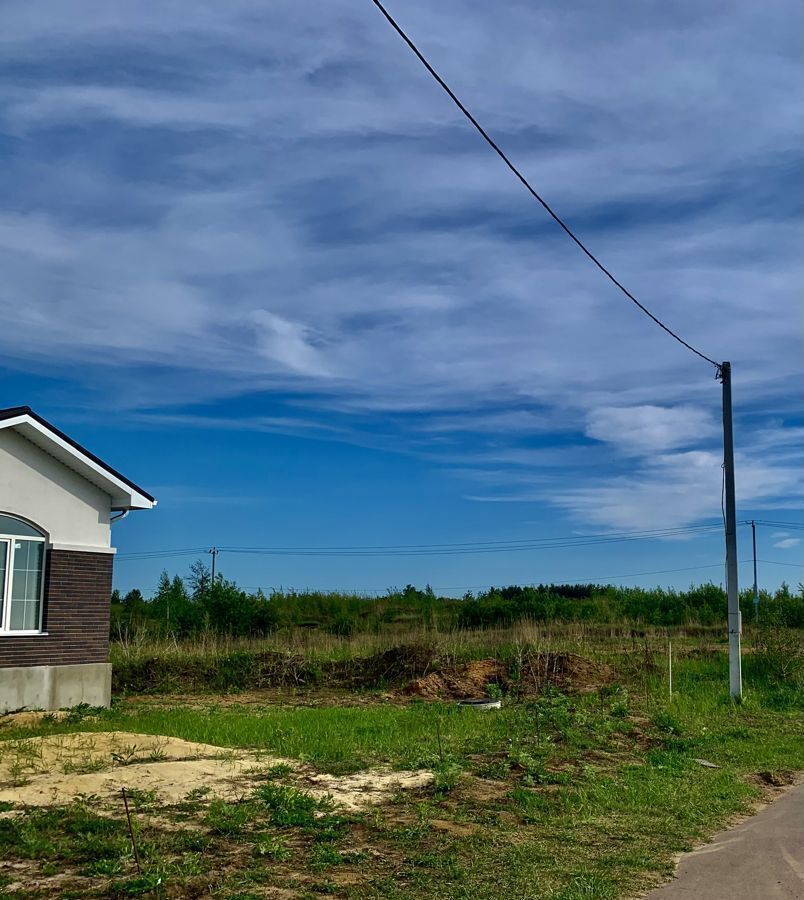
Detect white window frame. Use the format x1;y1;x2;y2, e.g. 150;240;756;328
0;521;47;636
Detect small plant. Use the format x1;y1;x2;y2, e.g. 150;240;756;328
63;703;106;725
83;857;124;877
610;699;629;718
253;836;291;860
432;761;462;795
113;871;165;896
486;682;503;701
61;758;107;775
652;711;683;735
253;783;322;828
261;762;294;781
204;799;260;836
124;788;158;811
309;843;345;871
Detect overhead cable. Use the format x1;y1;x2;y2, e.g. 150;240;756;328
369;0;720;369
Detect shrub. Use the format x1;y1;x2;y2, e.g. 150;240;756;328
751;621;804;686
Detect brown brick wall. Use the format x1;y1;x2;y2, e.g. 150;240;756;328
0;549;112;668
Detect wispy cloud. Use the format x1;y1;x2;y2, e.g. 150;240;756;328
770;533;802;550
0;0;800;532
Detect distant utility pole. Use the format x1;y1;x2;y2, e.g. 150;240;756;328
720;362;742;700
750;520;759;624
209;547;218;586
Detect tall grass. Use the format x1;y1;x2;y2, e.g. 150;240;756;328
109;620;735;694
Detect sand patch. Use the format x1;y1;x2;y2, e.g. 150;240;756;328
305;769;433;812
0;731;431;811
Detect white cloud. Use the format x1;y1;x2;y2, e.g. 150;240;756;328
586;405;718;454
552;447;802;530
773;537;801;550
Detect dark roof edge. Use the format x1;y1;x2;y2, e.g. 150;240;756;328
0;406;155;503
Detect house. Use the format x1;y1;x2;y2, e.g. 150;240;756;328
0;407;155;712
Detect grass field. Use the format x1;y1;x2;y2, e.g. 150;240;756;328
0;625;801;899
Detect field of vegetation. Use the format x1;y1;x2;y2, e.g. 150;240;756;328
110;562;804;640
0;570;802;899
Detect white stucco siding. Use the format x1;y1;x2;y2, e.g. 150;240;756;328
0;428;113;550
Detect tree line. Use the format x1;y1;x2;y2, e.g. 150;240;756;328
110;560;804;639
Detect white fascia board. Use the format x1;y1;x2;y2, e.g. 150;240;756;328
1;415;156;511
49;543;117;555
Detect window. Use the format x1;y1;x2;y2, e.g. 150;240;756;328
0;514;46;634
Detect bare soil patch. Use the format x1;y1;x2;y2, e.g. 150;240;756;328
402;652;614;700
125;687;401;710
0;731;431;811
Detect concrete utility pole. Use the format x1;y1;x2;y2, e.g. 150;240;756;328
209;547;218;586
720;362;742;699
751;520;759;624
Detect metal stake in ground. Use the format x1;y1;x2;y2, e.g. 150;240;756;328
668;641;673;699
720;362;742;700
121;787;142;874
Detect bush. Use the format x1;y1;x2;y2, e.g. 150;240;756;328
751;621;804;686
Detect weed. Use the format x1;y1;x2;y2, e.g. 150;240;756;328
112;871;166;896
204;799;260;836
253;836;291;860
652;711;683;735
432;762;462;795
610;699;629;718
83;856;125;876
260;762;294;781
308;843;345;871
124;787;159;811
253;783;322;828
61;757;107;775
63;703;107;725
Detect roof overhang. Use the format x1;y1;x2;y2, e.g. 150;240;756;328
0;407;156;511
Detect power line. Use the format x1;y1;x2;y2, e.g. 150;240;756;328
752;520;804;531
115;523;729;562
217;522;723;552
757;559;804;569
116;548;208;561
135;560;756;599
223;525;724;556
368;0;720;370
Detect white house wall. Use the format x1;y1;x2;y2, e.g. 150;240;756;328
0;428;112;551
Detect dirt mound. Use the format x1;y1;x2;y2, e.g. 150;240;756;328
402;653;613;700
518;652;614;695
402;659;504;700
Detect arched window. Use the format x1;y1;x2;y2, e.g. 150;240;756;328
0;514;46;634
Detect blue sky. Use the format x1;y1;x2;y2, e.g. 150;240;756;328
0;0;801;596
